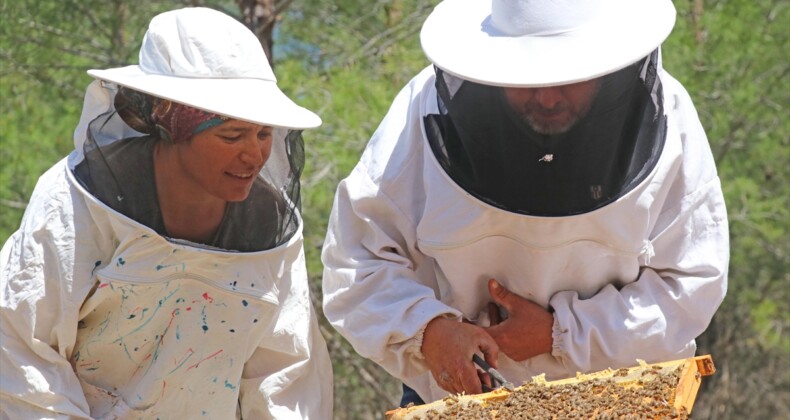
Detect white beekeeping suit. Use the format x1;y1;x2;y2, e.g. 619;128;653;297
322;0;728;404
1;7;332;419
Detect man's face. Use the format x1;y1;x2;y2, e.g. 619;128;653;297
503;78;601;135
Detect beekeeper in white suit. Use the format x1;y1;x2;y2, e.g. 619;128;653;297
322;0;729;406
1;7;332;419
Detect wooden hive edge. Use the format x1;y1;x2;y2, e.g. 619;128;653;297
673;355;716;415
385;355;716;419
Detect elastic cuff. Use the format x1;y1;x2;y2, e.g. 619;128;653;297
550;314;569;359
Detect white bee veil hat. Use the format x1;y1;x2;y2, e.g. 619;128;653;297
420;0;676;87
88;7;321;129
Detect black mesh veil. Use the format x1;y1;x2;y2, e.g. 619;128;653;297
425;50;666;216
72;82;304;252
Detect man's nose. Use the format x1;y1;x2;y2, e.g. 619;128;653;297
533;87;564;109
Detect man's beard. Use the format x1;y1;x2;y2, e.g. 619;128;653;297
517;101;593;135
523;112;576;134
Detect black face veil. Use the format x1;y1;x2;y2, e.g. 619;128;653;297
73;84;304;252
425;50;666;216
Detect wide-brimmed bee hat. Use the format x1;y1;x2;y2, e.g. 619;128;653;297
420;0;676;87
88;7;321;129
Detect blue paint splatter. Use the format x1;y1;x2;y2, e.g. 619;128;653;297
116;257;125;267
224;380;237;390
201;307;209;333
242;300;248;307
176;325;181;340
91;260;102;276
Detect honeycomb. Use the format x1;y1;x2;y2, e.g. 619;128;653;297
387;356;715;420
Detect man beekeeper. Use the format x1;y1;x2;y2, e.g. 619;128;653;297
321;0;729;405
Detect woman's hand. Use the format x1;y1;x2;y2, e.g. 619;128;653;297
485;279;554;362
421;316;499;395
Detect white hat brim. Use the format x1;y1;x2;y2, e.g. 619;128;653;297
88;66;322;129
421;0;676;87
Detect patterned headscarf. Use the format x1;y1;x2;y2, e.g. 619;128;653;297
114;86;228;143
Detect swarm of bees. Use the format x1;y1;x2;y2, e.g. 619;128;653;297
387;356;715;420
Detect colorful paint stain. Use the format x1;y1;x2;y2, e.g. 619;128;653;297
155;262;186;272
186;349;223;371
201;306;209;333
92;260;102;275
169;348;194;374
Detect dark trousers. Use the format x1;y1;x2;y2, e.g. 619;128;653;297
399;383;426;407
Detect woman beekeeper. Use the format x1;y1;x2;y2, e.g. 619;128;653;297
1;7;332;419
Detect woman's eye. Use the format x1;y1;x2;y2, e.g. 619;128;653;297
258;132;273;140
219;135;242;142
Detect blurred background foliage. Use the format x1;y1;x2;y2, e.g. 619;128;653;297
1;0;787;418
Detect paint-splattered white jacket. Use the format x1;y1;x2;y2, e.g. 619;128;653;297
0;84;333;419
321;66;729;403
1;157;332;419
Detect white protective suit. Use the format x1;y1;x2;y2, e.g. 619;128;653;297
322;65;729;403
0;81;333;419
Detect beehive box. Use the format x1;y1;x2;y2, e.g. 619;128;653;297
386;355;715;419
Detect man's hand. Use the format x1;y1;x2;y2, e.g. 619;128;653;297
421;316;499;395
485;279;554;362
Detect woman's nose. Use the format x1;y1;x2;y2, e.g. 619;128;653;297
240;136;266;166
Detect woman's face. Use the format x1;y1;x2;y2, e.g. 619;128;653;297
174;120;274;202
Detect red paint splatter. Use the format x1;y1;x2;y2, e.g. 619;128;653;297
130;352;154;379
202;292;214;303
174;348;194;366
186;349;223;371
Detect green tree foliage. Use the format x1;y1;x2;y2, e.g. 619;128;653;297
0;0;183;234
662;1;789;417
1;1;787;418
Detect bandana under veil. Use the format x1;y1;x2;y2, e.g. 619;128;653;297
114;87;229;144
73;83;304;252
425;50;667;216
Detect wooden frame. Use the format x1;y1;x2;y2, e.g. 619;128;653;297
386;355;716;419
